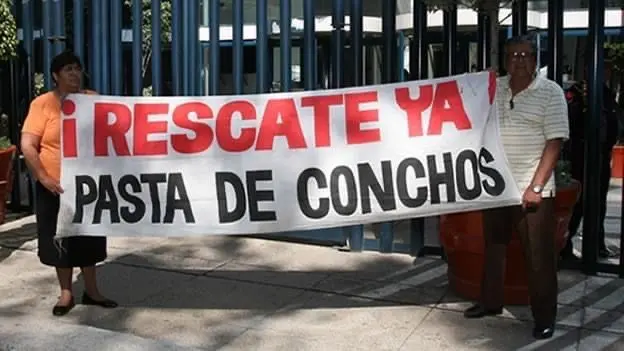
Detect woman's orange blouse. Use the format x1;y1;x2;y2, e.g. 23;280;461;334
22;90;95;182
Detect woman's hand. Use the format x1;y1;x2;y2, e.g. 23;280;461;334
39;174;64;195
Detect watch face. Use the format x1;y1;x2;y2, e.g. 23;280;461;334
533;186;543;193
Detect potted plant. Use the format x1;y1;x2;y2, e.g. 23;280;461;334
0;114;16;224
0;0;18;224
612;140;624;179
439;160;581;305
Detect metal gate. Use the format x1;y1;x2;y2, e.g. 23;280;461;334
6;0;619;267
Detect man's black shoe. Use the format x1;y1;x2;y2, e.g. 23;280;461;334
599;247;617;258
533;325;555;339
463;304;503;319
560;250;580;262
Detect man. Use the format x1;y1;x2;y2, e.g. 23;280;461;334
463;35;569;340
562;53;621;260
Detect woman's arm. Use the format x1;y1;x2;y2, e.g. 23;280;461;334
20;133;45;181
21;132;63;194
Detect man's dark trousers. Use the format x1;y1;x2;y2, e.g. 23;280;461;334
480;199;558;327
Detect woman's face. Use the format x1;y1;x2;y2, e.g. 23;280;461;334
53;63;82;93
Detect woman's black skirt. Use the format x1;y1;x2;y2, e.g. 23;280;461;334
35;182;107;268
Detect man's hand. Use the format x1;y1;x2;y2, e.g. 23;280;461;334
39;174;64;195
522;187;542;211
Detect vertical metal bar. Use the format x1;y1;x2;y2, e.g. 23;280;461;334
131;0;142;95
382;0;396;83
100;0;110;94
202;0;209;25
535;32;541;69
620;176;624;277
330;0;343;88
398;32;405;80
59;0;66;52
333;0;360;250
181;0;190;95
268;38;275;89
280;0;292;91
547;0;563;84
409;0;427;256
209;0;220;95
443;5;457;76
477;12;491;70
172;0;182;95
50;0;59;56
191;1;200;95
512;0;527;37
111;0;123;95
380;1;398;252
8;3;20;210
256;0;269;93
314;37;319;87
410;0;427;80
351;0;363;87
303;0;316;90
582;0;605;275
151;0;162;96
91;0;103;91
42;0;53;89
199;1;207;94
22;0;34;95
51;0;65;55
200;43;207;95
73;0;84;60
232;0;244;94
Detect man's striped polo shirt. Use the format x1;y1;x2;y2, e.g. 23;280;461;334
496;75;570;198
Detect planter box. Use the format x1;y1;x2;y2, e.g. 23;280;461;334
439;179;581;305
612;145;624;179
0;145;16;224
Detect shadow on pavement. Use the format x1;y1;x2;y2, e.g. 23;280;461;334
0;221;36;262
2;232;624;350
60;238;611;350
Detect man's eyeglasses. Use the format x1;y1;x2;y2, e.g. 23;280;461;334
508;51;533;61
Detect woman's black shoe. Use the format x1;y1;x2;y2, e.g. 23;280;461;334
52;300;75;316
81;292;118;308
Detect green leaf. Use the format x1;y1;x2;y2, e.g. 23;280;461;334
0;0;18;61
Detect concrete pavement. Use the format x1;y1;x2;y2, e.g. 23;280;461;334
2;215;624;350
569;179;622;262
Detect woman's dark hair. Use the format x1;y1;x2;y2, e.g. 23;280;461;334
50;51;82;83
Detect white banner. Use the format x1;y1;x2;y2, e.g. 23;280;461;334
56;72;522;238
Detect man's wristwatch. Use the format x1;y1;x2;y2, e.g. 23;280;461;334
531;184;544;194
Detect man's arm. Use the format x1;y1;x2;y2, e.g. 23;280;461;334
530;84;570;189
530;139;564;187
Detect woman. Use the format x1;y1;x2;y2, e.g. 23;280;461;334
21;51;118;316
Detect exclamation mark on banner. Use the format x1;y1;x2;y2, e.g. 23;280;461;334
61;99;78;158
